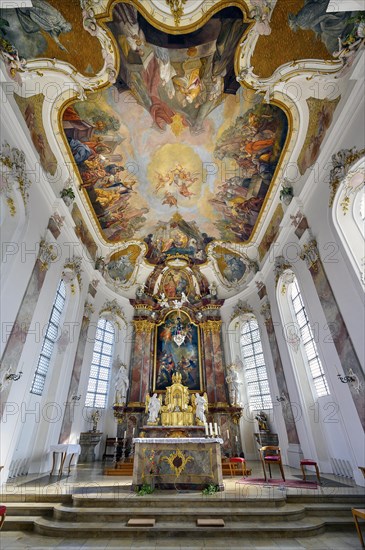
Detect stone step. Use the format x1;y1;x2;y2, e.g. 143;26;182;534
30;516;355;538
52;503;307;522
4;503;54;516
71;494;287;508
2;516;40;531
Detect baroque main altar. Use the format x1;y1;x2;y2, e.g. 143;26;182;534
112;255;243;488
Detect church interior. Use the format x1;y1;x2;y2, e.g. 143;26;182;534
0;0;364;548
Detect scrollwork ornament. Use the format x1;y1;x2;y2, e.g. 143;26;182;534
81;0;117;85
83;301;95;320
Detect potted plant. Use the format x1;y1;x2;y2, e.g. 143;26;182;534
60;186;75;206
279;182;293;205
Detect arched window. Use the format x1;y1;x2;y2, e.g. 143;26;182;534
240;318;272;411
289;276;330;398
332;156;365;287
85;318;114;409
30;280;66;396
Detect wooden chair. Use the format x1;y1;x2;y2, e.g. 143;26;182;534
300;459;321;483
259;446;285;481
352;508;365;548
102;437;116;460
0;505;6;530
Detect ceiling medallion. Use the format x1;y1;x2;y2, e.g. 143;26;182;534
165;0;187;26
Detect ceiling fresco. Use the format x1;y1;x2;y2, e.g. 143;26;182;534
62;4;288;246
1;0;364;298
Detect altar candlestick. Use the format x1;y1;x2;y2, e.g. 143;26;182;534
209;422;213;436
227;430;230;439
218;426;221;435
204;424;209;436
124;430;127;439
214;422;218;436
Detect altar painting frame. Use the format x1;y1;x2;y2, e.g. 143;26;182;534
153;310;203;393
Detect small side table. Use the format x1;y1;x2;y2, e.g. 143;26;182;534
50;444;81;476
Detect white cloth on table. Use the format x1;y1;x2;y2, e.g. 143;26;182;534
132;437;223;444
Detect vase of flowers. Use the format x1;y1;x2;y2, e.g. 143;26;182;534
279;182;293;205
60;186;75;206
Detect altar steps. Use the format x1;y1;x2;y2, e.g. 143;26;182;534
2;495;364;539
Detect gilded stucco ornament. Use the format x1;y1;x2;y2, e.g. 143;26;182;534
38;239;58;271
83;301;95;320
161;448;193;477
165;0;187;26
0;142;32;215
230;300;253;323
274;256;293;293
100;299;126;329
260;299;271;326
63;256;83;293
300;239;319;272
328;147;365;208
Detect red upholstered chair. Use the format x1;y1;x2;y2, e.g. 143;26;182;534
229;457;247;477
300;459;321;483
260;446;285;481
0;505;6;530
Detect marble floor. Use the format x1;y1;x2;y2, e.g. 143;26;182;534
1;461;364;549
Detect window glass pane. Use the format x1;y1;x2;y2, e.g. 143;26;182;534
85;318;114;409
30;280;66;395
290;278;330;397
240;318;272;411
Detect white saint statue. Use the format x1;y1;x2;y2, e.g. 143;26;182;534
115;361;129;404
195;393;207;424
147;393;161;423
226;364;242;406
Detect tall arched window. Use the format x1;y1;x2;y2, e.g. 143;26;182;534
30;279;66;396
332;156;365;287
240;318;272;411
289;275;330;398
85;318;114;409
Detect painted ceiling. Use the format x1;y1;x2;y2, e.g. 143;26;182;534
1;0;364;298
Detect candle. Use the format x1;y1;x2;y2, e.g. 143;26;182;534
235;435;238;442
132;427;135;436
115;437;118;443
205;423;209;436
218;426;221;435
227;430;230;439
124;430;127;439
214;422;218;436
209;422;213;436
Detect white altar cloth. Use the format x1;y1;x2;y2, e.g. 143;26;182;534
133;437;223;444
49;444;81;476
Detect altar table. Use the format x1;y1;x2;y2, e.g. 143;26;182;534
49;444;81;476
132;437;224;490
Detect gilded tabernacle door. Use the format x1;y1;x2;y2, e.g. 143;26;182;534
154;310;202;393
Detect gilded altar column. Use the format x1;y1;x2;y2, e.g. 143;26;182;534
129;320;155;405
300;238;365;430
201;320;226;404
260;298;300;445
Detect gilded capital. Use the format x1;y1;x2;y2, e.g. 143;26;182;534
133;319;154;334
300;239;319;271
201;320;222;334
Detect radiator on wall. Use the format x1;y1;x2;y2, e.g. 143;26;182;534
331;457;354;478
